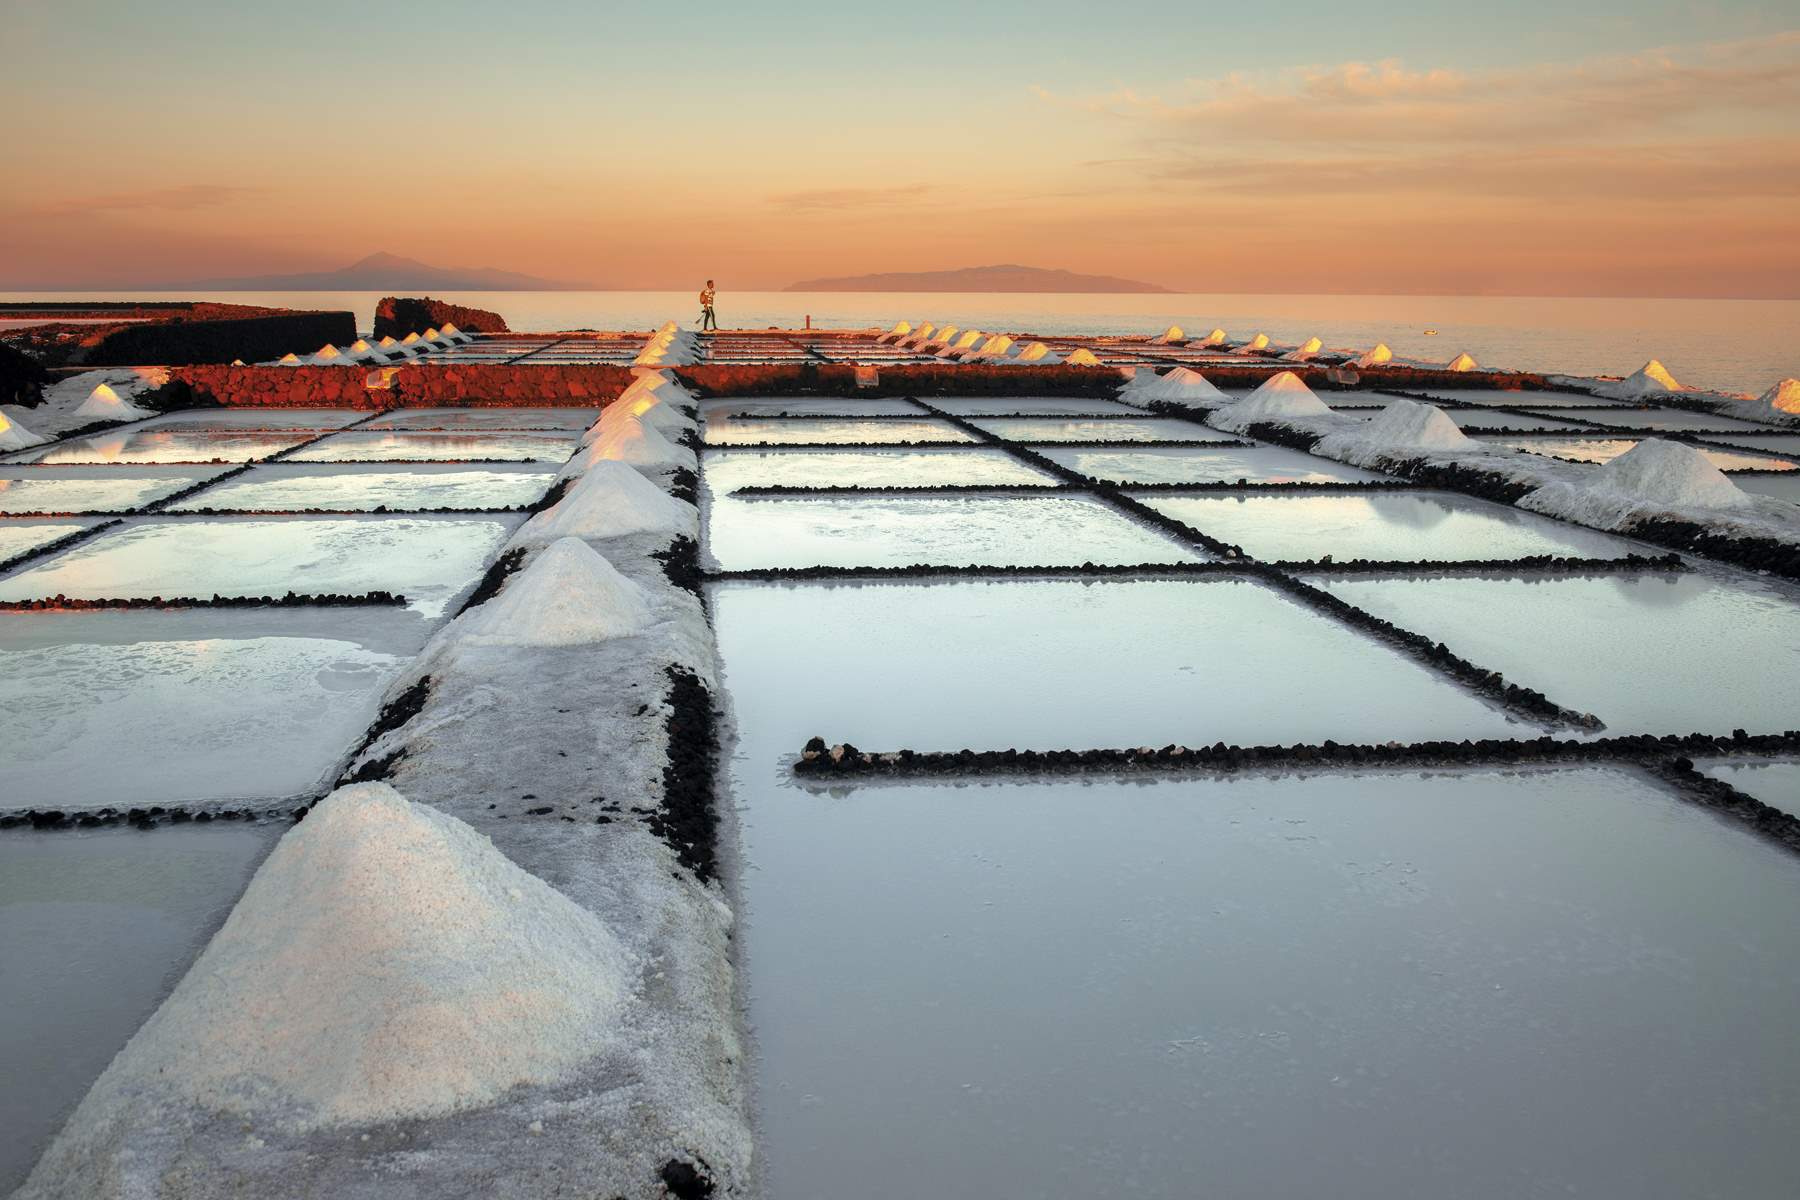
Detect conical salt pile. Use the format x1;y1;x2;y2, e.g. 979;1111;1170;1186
1282;336;1323;361
1354;343;1393;367
73;382;153;421
1065;348;1102;366
0;411;48;451
1210;371;1331;433
1124;365;1228;404
454;537;652;645
1606;359;1682;399
1521;439;1751;529
588;384;694;441
1744;378;1800;420
876;320;913;344
1362;399;1477;451
347;339;380;360
1013;341;1064;364
1152;325;1185;345
1201;328;1227;345
278;352;303;366
1234;333;1271;354
561;414;694;476
1446;352;1479;372
522;460;695;541
312;344;348;364
37;781;631;1134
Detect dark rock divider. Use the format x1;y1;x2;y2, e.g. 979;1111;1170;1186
0;591;407;612
374;297;509;338
652;666;722;881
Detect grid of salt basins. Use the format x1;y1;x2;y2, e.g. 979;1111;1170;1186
700;386;1800;1198
0;403;588;1190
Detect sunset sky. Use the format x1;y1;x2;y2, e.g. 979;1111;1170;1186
3;0;1796;296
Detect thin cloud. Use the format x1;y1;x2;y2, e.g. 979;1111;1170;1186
29;184;260;218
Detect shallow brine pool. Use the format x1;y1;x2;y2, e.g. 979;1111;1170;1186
1394;388;1631;408
702;448;1057;490
711;578;1527;749
1443;409;1596;432
0;519;98;562
0;514;519;616
282;431;581;463
1324;571;1800;734
0;607;432;808
730;764;1800;1200
0;823;278;1193
968;417;1213;443
1533;407;1773;434
1043;445;1383;486
1143;492;1637;563
10;430;310;466
132;409;364;431
702;397;925;418
1704;760;1800;816
1486;437;1796;472
929;397;1148;417
359;406;599;431
0;466;227;515
163;462;557;512
704;417;976;446
705;496;1202;571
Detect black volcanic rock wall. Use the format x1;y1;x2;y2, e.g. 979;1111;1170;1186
78;312;357;366
374;297;510;338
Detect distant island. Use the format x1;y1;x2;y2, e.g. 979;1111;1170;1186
174;252;592;291
784;264;1172;294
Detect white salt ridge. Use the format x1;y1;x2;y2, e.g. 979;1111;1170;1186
1354;343;1394;368
1282;336;1323;362
41;782;632;1134
452;537;652;645
1520;439;1752;530
563;413;694;475
1604;359;1682;399
525;459;697;541
1737;378;1800;424
1152;325;1184;344
1013;341;1064;364
72;382;154;421
1314;398;1484;466
876;320;913;343
1233;333;1271;355
1065;348;1102;366
439;322;471;343
585;379;697;443
0;410;48;450
1208;371;1331;433
1121;365;1228;405
277;352;303;366
1446;351;1479;372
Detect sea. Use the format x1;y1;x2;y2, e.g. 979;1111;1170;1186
5;290;1795;396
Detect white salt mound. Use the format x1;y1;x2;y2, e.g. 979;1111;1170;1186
1013;341;1063;364
67;782;630;1132
1202;328;1228;345
1282;336;1323;362
73;382;153;421
0;411;49;451
1124;365;1228;404
524;459;696;541
1744;378;1800;420
589;389;694;441
454;537;652;645
1235;333;1271;354
1210;371;1331;432
278;352;303;366
1354;343;1394;367
1319;398;1479;458
561;416;694;477
1446;351;1479;372
1606;359;1682;399
1521;438;1750;529
1152;325;1184;344
1065;348;1101;366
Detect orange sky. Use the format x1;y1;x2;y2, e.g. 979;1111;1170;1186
3;3;1796;297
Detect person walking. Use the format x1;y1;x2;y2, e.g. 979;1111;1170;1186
699;280;718;331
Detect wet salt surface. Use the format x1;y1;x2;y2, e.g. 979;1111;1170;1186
733;766;1800;1200
1708;433;1800;457
711;578;1524;749
1704;760;1800;816
283;431;581;463
164;462;557;512
1325;572;1800;734
1144;492;1636;562
1487;436;1796;471
702;447;1057;490
0;824;278;1193
0;466;226;515
1045;444;1383;486
930;396;1146;417
1443;409;1595;432
968;416;1214;443
359;406;599;431
705;495;1202;571
1524;407;1774;434
0;607;431;808
1728;473;1800;504
132;409;364;430
9;429;310;466
704;417;976;446
1396;388;1634;409
0;514;519;616
0;519;96;562
702;397;925;417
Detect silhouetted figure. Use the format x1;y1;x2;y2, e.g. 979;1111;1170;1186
699;280;717;331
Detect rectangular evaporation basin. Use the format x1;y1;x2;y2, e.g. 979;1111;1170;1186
1445;409;1597;432
164;462;557;513
731;765;1800;1200
1708;433;1800;457
359;407;600;431
1324;573;1800;734
1728;473;1800;504
1401;388;1634;409
0;518;101;562
1042;444;1384;486
968;417;1214;443
282;431;580;463
0;823;278;1194
1485;437;1796;472
0;514;520;617
11;429;310;466
705;495;1200;571
0;606;432;809
704;417;975;446
702;447;1057;491
1523;407;1775;434
712;577;1526;750
1143;492;1636;562
702;397;925;417
134;409;365;431
1704;760;1800;816
929;397;1146;417
0;466;228;515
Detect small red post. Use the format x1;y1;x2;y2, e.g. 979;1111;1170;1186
805;314;811;330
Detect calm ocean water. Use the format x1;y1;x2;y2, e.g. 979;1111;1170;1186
6;290;1795;396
